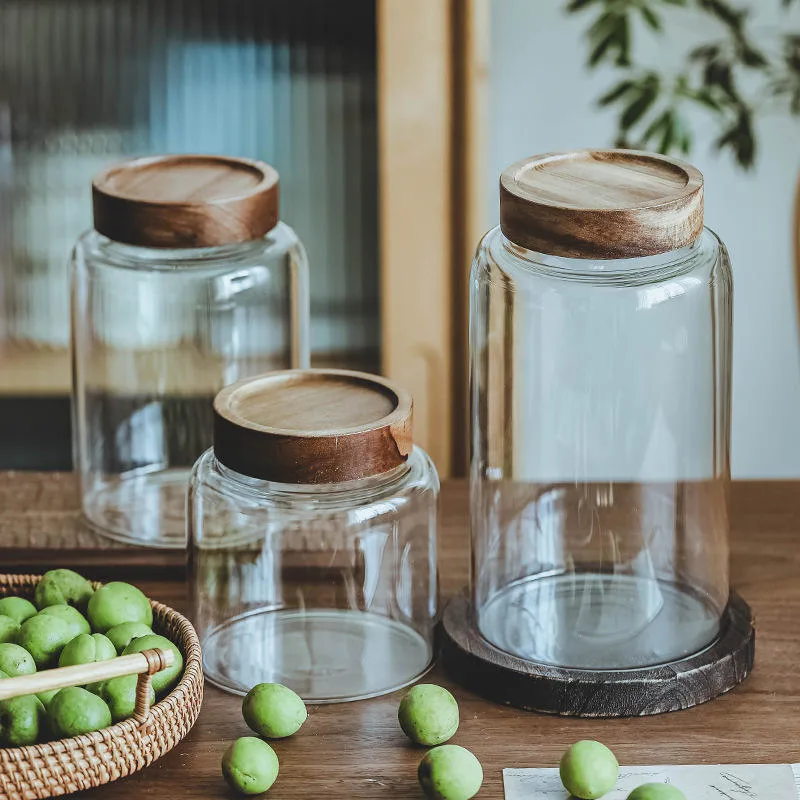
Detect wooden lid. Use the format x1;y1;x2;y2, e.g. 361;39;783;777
213;369;413;483
92;155;280;249
499;149;704;259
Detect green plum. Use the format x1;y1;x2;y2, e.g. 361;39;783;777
560;740;619;800
34;569;94;612
627;785;687;800
418;745;483;800
98;675;156;723
398;684;459;746
0;689;46;747
0;643;36;676
87;582;152;633
105;622;153;654
17;614;74;668
38;605;91;641
222;737;279;795
242;683;307;739
122;634;182;696
59;633;116;668
47;687;111;738
59;633;116;691
0;597;37;624
36;688;60;710
0;615;19;644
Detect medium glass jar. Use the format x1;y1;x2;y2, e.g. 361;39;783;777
189;369;439;702
470;150;733;671
71;155;309;548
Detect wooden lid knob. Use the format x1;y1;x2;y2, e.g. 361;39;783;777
499;149;704;259
213;370;413;484
92;154;279;249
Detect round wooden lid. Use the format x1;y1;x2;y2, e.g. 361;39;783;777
92;155;280;249
213;369;413;483
499;149;704;259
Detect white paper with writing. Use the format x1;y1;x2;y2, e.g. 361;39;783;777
503;764;800;799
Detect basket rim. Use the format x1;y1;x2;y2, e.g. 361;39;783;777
0;572;203;762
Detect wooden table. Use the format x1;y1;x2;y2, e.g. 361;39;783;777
2;474;800;799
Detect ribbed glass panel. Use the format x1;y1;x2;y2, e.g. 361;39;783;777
0;0;378;372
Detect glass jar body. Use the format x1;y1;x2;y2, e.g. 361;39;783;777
71;222;310;547
469;227;733;670
188;446;440;702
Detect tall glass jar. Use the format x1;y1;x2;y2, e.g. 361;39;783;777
470;150;733;671
189;369;439;702
71;155;309;548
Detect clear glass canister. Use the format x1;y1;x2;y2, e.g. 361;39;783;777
470;150;733;670
71;155;309;548
189;369;439;702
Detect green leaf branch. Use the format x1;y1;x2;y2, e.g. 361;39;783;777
567;0;800;168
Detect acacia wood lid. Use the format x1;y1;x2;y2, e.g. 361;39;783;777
92;154;280;249
499;149;704;259
213;369;413;483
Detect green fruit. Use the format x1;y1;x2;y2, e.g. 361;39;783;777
399;684;459;746
0;690;46;747
17;614;74;668
560;741;619;800
242;683;307;739
47;687;111;738
222;737;279;795
106;622;153;654
87;583;153;633
98;675;156;723
37;689;60;710
38;605;91;641
59;633;116;669
0;615;19;644
418;745;483;800
34;569;94;612
627;785;687;800
0;643;36;676
122;634;182;696
0;598;37;624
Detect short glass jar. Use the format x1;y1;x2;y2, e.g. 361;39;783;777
71;155;309;548
470;150;734;671
189;369;439;702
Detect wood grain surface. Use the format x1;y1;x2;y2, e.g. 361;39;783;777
213;370;413;483
500;149;704;259
92;155;280;249
1;475;800;798
441;591;755;717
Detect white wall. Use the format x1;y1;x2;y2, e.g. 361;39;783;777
489;0;800;478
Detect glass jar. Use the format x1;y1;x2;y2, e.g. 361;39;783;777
189;369;439;702
71;155;309;549
470;150;733;670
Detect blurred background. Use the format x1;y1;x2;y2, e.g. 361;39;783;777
0;0;798;479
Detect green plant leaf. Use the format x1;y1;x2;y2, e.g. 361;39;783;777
641;109;672;142
640;6;662;30
616;15;632;66
621;86;659;130
566;0;602;11
716;106;756;168
598;80;637;106
661;0;689;5
659;112;677;153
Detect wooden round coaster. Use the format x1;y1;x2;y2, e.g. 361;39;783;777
440;590;755;717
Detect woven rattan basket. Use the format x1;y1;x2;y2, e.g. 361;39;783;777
0;574;203;800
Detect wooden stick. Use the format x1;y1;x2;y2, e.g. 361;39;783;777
0;648;175;720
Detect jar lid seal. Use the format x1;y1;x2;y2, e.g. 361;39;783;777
92;154;279;249
499;149;704;259
212;369;413;484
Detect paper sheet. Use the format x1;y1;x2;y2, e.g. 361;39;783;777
503;764;800;799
